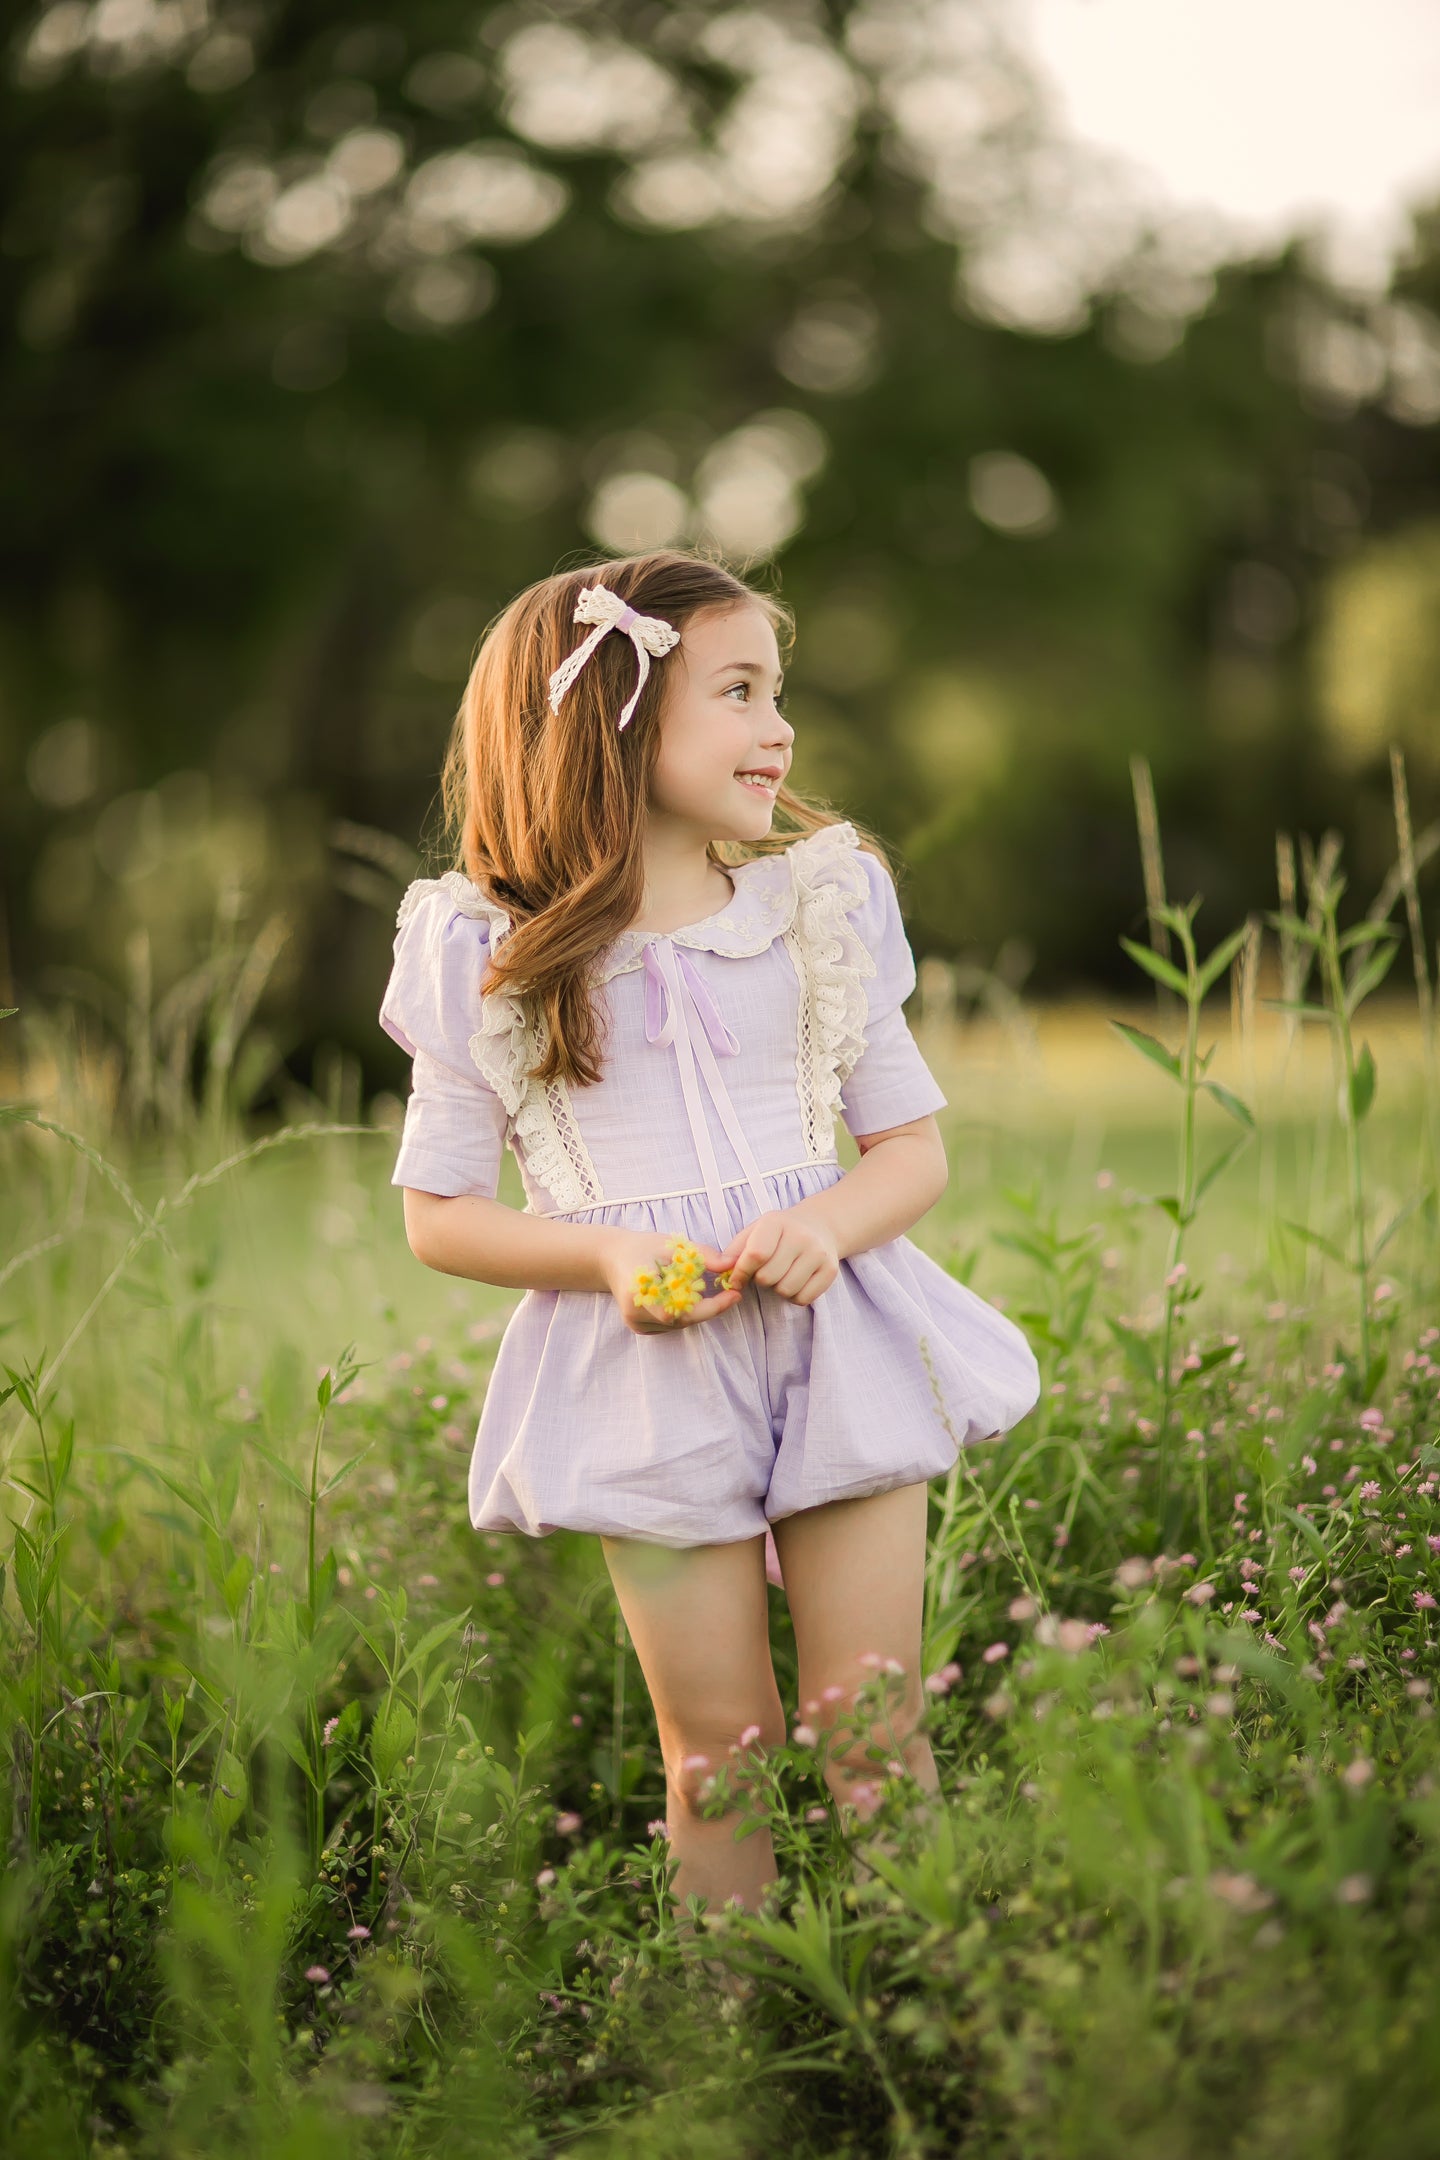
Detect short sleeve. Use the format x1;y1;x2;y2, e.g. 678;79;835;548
837;849;949;1139
378;887;509;1199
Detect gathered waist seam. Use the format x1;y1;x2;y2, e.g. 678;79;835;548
526;1156;842;1218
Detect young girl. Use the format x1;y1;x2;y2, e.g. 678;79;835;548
378;548;1040;1922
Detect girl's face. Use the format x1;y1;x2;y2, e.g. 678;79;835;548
647;602;795;843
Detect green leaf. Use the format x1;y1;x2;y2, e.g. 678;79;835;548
923;1592;982;1675
350;1618;396;1679
1213;1637;1313;1713
114;1695;152;1766
1196;924;1253;999
328;1699;362;1752
1202;1079;1256;1130
1260;998;1335;1025
370;1697;416;1785
320;1444;373;1498
220;1553;252;1616
12;1527;50;1627
138;1454;209;1526
397;1613;469;1685
1264;911;1326;950
991;1229;1060;1270
742;1893;857;2025
1152;898;1201;941
1153;1195;1187;1227
1195;1132;1252;1204
1374;1189;1430;1259
311;1548;339;1623
1109;1020;1182;1081
1338;919;1401;954
1119;938;1190;998
1348;1041;1376;1123
240;1434;308;1498
211;1748;248;1836
273;1724;320;1788
1346;941;1399;1012
1281;1220;1347;1268
52;1416;75;1495
1105;1316;1159;1388
1278;1505;1330;1568
1179;1343;1240;1381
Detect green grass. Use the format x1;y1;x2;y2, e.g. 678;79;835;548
4;848;1440;2155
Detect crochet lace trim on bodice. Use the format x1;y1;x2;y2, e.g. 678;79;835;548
394;820;877;1209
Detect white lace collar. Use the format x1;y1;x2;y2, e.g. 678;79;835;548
393;820;871;1207
589;821;860;982
404;822;863;982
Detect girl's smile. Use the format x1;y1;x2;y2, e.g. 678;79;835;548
647;601;795;852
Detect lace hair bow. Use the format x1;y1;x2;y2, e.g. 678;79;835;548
547;584;681;732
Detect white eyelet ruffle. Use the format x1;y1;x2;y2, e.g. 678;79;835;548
394;820;880;1206
591;821;878;1157
395;872;604;1211
591;859;797;980
782;826;876;1157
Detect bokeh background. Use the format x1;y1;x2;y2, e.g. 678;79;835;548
5;0;1440;1114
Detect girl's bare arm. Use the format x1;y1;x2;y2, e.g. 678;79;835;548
403;1112;947;1297
400;1194;740;1337
402;1190;616;1292
787;1114;949;1259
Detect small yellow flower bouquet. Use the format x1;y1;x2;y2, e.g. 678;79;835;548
631;1236;734;1320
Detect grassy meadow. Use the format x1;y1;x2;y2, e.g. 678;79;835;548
3;813;1440;2159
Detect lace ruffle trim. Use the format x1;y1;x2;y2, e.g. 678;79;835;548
394;822;877;1200
785;827;876;1157
593;822;862;982
394;874;602;1210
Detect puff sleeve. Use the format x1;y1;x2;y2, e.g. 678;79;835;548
838;850;949;1139
378;887;509;1198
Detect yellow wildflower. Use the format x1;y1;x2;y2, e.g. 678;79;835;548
630;1236;735;1318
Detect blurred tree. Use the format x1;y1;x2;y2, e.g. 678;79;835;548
3;0;1437;1086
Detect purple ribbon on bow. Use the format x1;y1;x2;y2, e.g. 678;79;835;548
639;938;771;1244
643;941;740;1057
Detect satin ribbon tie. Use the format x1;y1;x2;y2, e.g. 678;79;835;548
642;940;774;1244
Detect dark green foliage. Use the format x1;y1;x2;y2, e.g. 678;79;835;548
4;0;1438;1078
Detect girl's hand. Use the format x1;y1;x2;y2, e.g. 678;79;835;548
717;1210;840;1308
598;1228;744;1337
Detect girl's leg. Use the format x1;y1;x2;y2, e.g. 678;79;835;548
599;1531;787;1918
770;1481;939;1821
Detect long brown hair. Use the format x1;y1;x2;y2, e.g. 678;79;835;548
438;547;891;1090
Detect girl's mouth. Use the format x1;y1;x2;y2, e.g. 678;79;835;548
735;772;779;799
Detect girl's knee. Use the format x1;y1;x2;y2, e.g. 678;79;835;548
663;1711;786;1817
808;1673;929;1803
821;1717;931;1800
807;1669;926;1742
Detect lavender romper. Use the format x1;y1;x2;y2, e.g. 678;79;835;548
379;821;1041;1552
